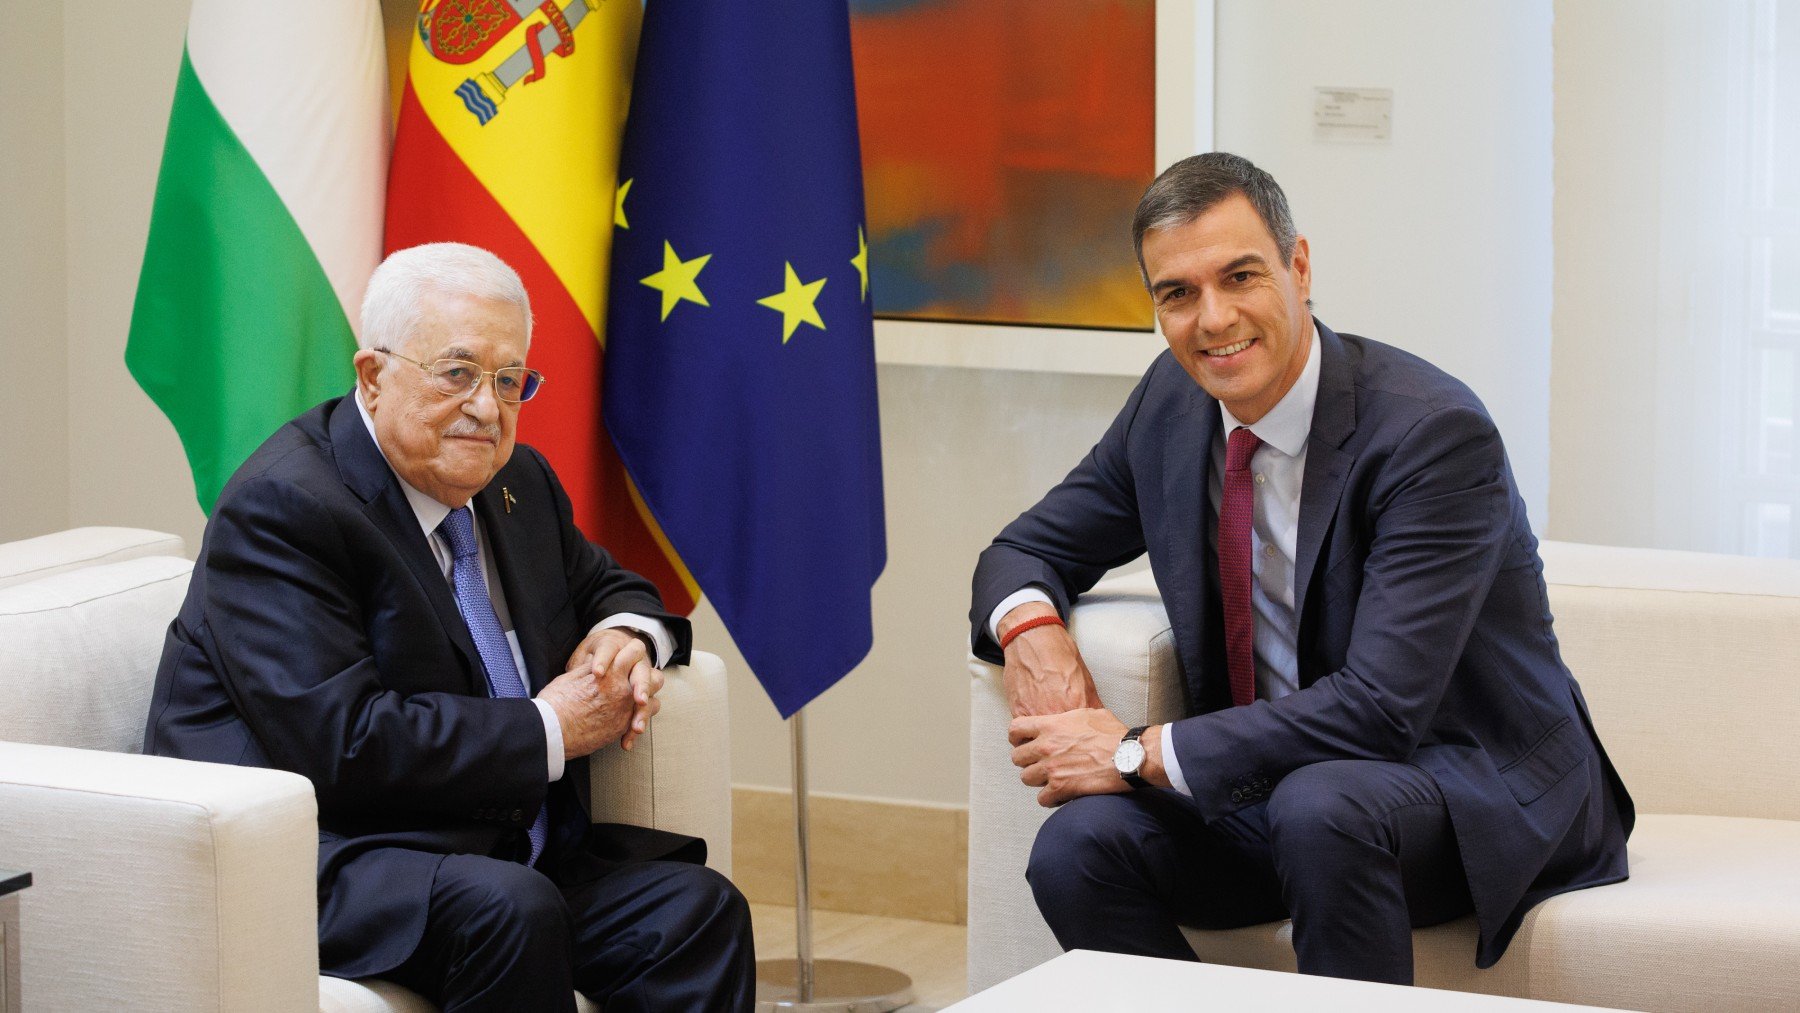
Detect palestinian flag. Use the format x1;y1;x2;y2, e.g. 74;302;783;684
386;0;697;612
126;0;389;512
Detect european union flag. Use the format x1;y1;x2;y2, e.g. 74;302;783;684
603;0;886;717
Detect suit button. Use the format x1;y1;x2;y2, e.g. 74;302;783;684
511;809;523;821
1230;789;1244;803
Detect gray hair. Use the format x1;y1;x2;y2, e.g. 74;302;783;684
1131;152;1299;284
359;242;534;354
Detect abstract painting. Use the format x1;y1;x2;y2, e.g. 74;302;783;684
849;0;1157;331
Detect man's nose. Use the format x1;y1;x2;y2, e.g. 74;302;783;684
1196;288;1236;336
464;375;501;422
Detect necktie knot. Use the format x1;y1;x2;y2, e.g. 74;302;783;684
437;506;481;563
1226;426;1263;472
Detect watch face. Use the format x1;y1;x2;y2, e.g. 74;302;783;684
1113;738;1146;776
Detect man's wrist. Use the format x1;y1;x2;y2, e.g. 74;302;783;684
594;614;672;668
622;628;656;660
1137;723;1170;789
997;600;1060;644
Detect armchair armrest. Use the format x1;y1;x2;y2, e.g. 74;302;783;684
586;650;732;877
0;527;186;589
0;741;318;1011
966;569;1179;992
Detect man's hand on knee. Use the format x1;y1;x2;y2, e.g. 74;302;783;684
999;602;1103;718
1010;707;1134;808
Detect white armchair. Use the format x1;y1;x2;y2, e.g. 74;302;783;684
0;528;733;1012
968;543;1800;1011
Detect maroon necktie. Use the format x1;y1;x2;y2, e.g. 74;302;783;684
1219;426;1263;707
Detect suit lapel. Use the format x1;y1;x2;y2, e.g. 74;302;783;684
473;478;555;695
1161;384;1218;711
327;397;487;695
1292;324;1358;634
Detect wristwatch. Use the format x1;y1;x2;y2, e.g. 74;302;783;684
1113;725;1150;790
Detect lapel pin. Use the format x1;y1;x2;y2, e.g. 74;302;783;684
502;487;517;514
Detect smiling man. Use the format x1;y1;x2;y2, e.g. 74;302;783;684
970;153;1634;984
144;243;753;1011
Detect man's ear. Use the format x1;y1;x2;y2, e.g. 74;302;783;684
352;350;384;409
1289;234;1312;304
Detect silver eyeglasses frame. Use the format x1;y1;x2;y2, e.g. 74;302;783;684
375;348;546;404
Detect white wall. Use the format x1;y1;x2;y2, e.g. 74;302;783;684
1214;0;1555;527
1546;2;1741;553
1548;2;1661;549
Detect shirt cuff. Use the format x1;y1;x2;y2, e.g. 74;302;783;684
1161;722;1192;798
596;614;674;668
989;587;1056;643
532;698;566;783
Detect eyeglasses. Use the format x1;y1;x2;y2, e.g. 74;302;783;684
376;349;545;404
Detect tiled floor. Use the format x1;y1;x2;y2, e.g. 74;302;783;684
750;903;968;1011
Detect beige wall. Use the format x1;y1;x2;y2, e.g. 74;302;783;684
0;3;204;549
1;7;70;543
61;4;203;547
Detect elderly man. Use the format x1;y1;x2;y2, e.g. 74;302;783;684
972;153;1634;985
144;243;753;1011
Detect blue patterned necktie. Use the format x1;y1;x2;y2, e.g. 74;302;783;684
438;506;548;866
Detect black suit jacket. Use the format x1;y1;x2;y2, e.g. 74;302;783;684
971;322;1633;966
144;395;698;978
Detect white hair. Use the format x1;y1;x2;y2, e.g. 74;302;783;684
358;242;534;354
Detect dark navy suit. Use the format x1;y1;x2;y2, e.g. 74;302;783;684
972;322;1632;978
145;394;753;1010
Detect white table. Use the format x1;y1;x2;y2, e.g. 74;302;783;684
948;950;1628;1011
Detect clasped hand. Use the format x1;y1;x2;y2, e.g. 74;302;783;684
1000;607;1129;807
538;628;665;759
1010;707;1131;807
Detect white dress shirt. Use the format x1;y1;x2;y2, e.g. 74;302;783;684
355;392;673;782
989;325;1322;797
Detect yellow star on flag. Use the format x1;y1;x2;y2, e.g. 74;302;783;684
640;241;711;322
757;262;828;343
851;226;869;302
614;178;633;229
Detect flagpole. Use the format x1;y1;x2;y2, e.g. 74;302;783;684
754;707;913;1011
792;709;816;1000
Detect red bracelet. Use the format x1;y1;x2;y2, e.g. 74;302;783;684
1000;613;1065;650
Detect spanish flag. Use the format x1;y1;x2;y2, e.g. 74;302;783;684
385;0;695;612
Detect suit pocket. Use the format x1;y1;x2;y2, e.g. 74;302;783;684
1497;717;1587;805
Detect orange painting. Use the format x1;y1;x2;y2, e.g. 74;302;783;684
849;0;1156;330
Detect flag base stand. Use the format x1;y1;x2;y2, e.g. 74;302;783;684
754;958;913;1011
753;710;914;1012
